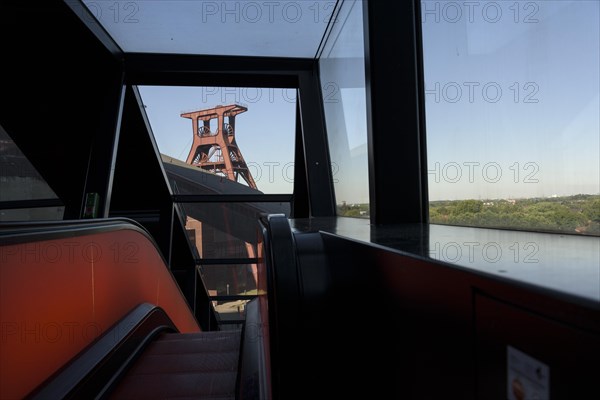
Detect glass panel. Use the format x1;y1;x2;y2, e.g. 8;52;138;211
319;0;369;218
139;86;296;194
181;202;290;259
422;1;600;235
214;299;250;323
0;123;63;221
0;124;60;202
82;0;335;57
200;264;258;296
201;262;255;324
0;207;65;222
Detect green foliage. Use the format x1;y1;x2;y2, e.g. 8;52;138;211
338;195;599;234
452;200;483;214
337;202;370;219
430;195;600;236
583;199;600;222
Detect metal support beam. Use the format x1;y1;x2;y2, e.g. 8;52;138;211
124;53;310;87
363;0;429;224
80;75;126;218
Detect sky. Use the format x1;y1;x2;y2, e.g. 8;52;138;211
133;1;599;204
422;0;600;201
138;86;297;194
137;0;371;202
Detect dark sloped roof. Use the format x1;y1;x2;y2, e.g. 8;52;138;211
162;155;289;244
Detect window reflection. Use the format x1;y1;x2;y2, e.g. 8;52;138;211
319;0;369;218
422;1;600;235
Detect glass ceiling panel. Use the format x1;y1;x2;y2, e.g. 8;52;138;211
82;0;338;57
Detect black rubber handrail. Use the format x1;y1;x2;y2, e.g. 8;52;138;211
259;214;300;400
0;217;152;246
27;303;177;400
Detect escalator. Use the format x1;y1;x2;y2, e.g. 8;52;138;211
0;218;270;399
0;213;413;399
109;329;241;399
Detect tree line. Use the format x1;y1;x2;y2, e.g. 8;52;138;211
429;195;600;236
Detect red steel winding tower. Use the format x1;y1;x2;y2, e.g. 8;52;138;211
182;104;257;189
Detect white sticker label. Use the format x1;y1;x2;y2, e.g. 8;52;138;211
507;346;550;400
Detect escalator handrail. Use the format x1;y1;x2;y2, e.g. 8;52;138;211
258;213;301;400
0;217;152;246
27;303;177;400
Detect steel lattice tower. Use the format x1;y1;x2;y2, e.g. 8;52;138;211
182;104;257;189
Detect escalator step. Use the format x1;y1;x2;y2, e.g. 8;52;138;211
110;330;241;400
